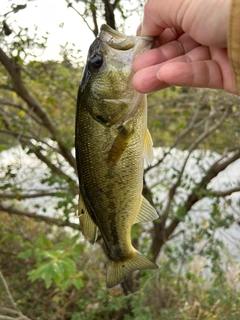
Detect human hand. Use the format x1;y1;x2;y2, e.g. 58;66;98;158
132;0;239;95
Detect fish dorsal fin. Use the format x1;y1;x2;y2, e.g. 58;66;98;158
143;129;154;165
107;123;134;167
78;193;98;244
135;196;158;224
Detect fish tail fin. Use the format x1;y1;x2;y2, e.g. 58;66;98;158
106;251;158;288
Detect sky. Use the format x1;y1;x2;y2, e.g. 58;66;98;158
1;0;142;62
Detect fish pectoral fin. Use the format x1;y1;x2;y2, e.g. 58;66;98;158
106;251;158;288
135;196;159;224
143;129;154;165
107;123;134;167
78;193;98;244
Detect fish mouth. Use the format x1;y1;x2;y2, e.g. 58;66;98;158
99;24;153;53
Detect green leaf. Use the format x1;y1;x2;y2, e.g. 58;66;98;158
18;249;33;259
28;261;54;288
36;233;53;249
59;257;76;275
73;278;84;290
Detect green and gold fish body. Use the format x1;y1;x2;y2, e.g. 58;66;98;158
75;25;158;288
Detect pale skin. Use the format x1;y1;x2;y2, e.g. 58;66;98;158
132;0;240;95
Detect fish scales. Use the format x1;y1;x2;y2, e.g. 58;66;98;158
76;104;143;254
75;24;159;288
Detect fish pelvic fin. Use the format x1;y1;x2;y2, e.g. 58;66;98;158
144;129;154;165
106;251;158;288
107;123;134;167
78;193;98;244
135;196;159;224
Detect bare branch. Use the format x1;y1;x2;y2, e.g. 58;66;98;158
0;130;33;142
162;105;231;224
113;0;121;9
188;106;231;153
5;132;76;186
66;0;97;37
29;144;75;184
0;84;15;92
0;130;77;190
0;101;44;127
0;204;80;230
0;315;16;320
0;191;68;200
0;130;63;154
0;272;18;311
91;0;99;37
210;186;240;197
151;148;240;261
165;147;240;239
145;103;203;174
0;109;11;130
0;308;19;316
0;100;23;109
150;105;238;261
103;0;116;29
0;272;32;320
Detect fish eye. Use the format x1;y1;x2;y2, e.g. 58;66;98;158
90;54;103;69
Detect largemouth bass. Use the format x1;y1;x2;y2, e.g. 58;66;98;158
75;24;158;288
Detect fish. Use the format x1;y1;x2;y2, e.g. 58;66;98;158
75;24;158;288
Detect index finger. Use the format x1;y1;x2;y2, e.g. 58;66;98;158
139;0;168;36
138;16;164;37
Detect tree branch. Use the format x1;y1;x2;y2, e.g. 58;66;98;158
0;191;69;200
210;186;240;197
0;101;44;127
0;204;80;230
161;106;231;225
113;0;121;9
0;273;18;312
165;147;240;239
12;134;76;186
91;0;99;37
0;130;77;191
0;47;76;171
66;0;97;37
0;130;63;155
27;142;75;185
0;272;31;320
0;308;19;316
150;148;240;261
145;102;203;174
103;0;116;29
0;84;15;92
150;105;237;261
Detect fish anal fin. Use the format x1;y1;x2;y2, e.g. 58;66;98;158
106;251;158;288
107;124;134;167
144;129;154;165
135;196;158;224
78;193;98;244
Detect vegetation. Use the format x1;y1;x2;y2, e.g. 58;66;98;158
0;1;240;319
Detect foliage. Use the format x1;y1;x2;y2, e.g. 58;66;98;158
0;0;240;319
1;215;240;319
